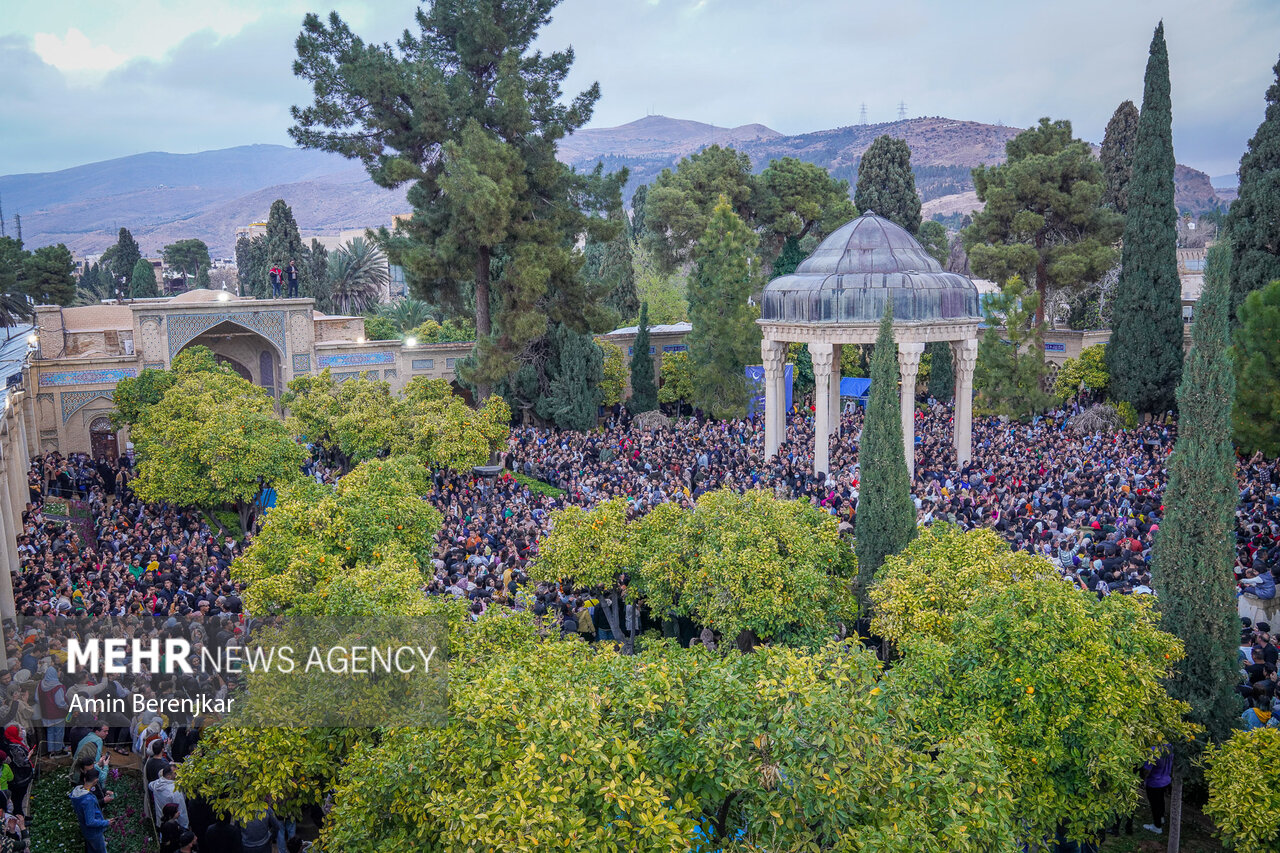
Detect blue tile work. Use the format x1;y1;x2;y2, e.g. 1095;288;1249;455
61;390;114;423
292;353;312;373
318;351;395;368
167;311;288;358
40;368;137;387
143;362;164;371
332;370;379;383
411;358;434;370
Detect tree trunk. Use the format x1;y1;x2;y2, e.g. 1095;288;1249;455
474;248;492;401
1035;257;1049;327
600;591;631;655
1166;770;1182;853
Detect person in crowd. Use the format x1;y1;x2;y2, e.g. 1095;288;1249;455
285;260;299;298
268;265;282;299
69;770;110;853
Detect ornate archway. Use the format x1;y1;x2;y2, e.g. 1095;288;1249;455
179;320;283;395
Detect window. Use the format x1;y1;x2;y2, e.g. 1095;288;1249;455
1183;259;1206;272
411;358;434;370
662;344;688;353
446;358;456;368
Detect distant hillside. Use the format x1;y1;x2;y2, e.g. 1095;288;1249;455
1;115;1225;257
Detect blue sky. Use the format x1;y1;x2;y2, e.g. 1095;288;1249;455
2;0;1277;178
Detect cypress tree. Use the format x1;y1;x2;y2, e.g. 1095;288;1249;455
112;227;141;286
854;136;921;234
1151;242;1241;779
1226;54;1280;322
771;236;805;278
854;305;917;609
686;199;762;418
1232;278;1280;457
537;323;602;431
1100;100;1140;215
1105;22;1183;415
597;209;640;322
927;340;953;401
129;257;159;299
628;303;658;413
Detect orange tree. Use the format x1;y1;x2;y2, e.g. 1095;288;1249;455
1203;727;1280;853
872;526;1196;848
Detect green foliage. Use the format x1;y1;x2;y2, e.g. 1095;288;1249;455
128;257;158;298
963;118;1122;320
1227;55;1280;322
1153;255;1243;777
1106;24;1184;414
212;508;245;542
74;261;107;306
771;234;806;277
584;207;639;321
293;4;616;398
513;470;564;498
21;243;76;305
1203;728;1280;853
1052;343;1108;402
686;199;761;418
788;342;814;397
1115;400;1139;430
110;227;141;285
0;236;28;297
753;156;856;258
129;367;305;528
1232;277;1280;456
379;297;433;332
657;349;692;406
361;313;398;341
162;237;212;283
316;621;1017;853
631;239;687;324
407;316;475;344
628;302;658;413
854;135;922;234
1101;100;1139;214
927;340;954;400
643;145;754;271
111;345;229;428
284;371;412;471
917;220;949;266
855;306;917;605
635;489;857;648
403;376;512;471
328;237;388;315
536;323;603;430
975;276;1051;419
598;339;627;407
882;563;1196;847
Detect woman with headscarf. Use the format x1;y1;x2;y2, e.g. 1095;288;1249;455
36;666;67;756
2;728;32;819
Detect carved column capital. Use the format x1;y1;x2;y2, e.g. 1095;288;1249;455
808;341;834;374
761;339;787;377
950;338;978;375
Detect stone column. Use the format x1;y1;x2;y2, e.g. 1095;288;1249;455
897;341;925;479
809;342;834;476
761;339;787;458
951;338;978;466
0;446;16;624
828;344;842;439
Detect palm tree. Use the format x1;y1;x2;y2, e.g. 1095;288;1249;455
327;237;389;315
0;291;32;340
379;297;434;332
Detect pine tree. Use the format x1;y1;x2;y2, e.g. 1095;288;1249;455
536;323;602;431
1152;242;1241;779
628;302;657;413
13;215;21;244
975;277;1051;419
129;257;159;299
112;227;141;286
855;305;917;609
21;244;77;305
1100;100;1140;214
854;136;921;234
927;340;953;401
686;199;762;418
1227;54;1280;322
597;209;639;322
1106;23;1183;415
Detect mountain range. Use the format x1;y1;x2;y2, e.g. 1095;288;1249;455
0;115;1224;258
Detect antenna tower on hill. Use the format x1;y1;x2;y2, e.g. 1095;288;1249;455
897;101;907;121
859;103;868;125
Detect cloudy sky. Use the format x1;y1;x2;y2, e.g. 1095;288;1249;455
2;0;1277;179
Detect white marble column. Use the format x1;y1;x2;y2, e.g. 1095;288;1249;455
897;341;925;479
809;342;834;476
951;338;978;466
761;339;787;458
828;343;842;439
5;413;23;528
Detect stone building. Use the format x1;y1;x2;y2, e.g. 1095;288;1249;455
28;289;474;458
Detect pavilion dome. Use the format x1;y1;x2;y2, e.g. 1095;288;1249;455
760;212;981;325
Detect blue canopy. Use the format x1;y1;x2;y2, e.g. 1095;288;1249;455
840;377;870;399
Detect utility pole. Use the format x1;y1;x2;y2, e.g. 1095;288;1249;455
897;101;907;121
859;103;868;125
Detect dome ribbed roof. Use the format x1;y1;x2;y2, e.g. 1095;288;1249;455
761;212;981;325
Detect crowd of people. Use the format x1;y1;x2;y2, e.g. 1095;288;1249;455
0;392;1276;849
